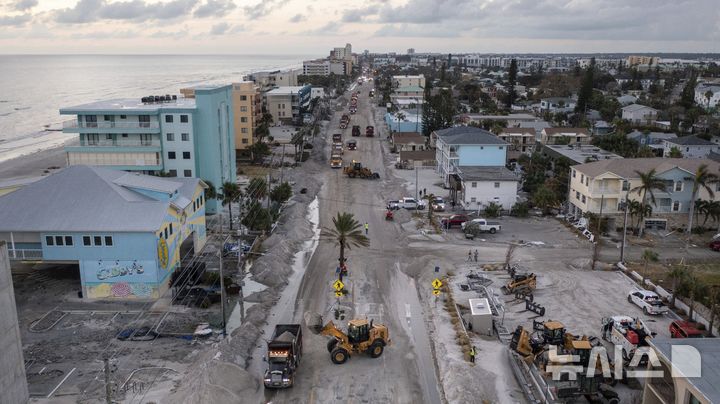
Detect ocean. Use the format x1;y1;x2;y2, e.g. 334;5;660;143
0;54;312;163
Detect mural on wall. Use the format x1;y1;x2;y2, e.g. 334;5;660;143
96;260;145;280
85;282;157;299
158;238;169;269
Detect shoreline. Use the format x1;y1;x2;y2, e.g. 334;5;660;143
0;145;67;181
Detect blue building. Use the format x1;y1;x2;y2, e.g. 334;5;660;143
385;111;423;134
432;127;509;187
60;85;235;213
0;166;207;300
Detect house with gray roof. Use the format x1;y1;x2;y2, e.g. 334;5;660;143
663;135;720;159
621;104;658;125
454;166;519;210
627;130;678;155
0;165;208;300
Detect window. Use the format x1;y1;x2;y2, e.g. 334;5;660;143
184;169;192;177
164;228;168;239
580;174;584;182
241;117;248;123
93;236;102;246
586;178;589;186
241;138;249;144
622;181;629;191
65;236;73;246
470;197;477;202
494;182;500;188
572;170;576;178
138;115;150;127
471;182;477;188
165;115;173;123
83;236;91;246
166;133;174;141
180;115;188;123
581;195;586;203
140;134;152;146
672;201;681;211
686;147;690;152
85;115;98;127
240;95;247;101
104;236;113;246
55;236;64;246
103;115;113;121
240;106;248;112
120;115;127;119
576;191;580;200
169;169;177;177
45;236;54;246
168;151;176;159
241;128;248;133
674;181;683;192
106;134;113;140
182;151;191;159
121;133;128;138
169;223;173;235
498;146;503;150
181;133;189;141
86;134;99;145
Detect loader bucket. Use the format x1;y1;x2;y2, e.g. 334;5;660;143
304;312;324;334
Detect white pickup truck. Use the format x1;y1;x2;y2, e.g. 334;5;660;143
387;197;426;210
461;218;501;234
628;289;669;315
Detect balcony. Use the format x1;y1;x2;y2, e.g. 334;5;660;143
62;119;160;134
78;138;161;148
9;248;43;261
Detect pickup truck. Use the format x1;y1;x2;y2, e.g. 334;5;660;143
628;289;669;315
669;320;704;338
388;197;426;210
461;218;501;234
441;214;469;228
264;324;302;388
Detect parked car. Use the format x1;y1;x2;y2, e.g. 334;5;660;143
628;289;669;315
710;239;720;251
461;218;501;234
431;197;446;212
441;214;468;228
669;320;705;338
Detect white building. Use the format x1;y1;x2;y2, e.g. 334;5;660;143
393;74;425;88
695;83;720;109
302;59;329;76
663;135;720;159
539;97;576;113
265;85;311;125
456;166;519;210
621;104;658;125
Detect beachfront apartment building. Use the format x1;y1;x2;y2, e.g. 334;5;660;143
694;83;720;109
433;126;508;187
60;85;235;213
497;127;536;160
265;85;311;125
0;166;207;300
246;69;300;92
567;158;720;230
393;74;426;88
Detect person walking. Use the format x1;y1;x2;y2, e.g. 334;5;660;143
467;250;472;262
470;346;477;363
473;249;479;262
364;222;369;235
423;188;427;196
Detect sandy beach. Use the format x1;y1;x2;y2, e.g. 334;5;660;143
0;145;67;181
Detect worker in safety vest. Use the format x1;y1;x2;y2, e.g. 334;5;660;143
469;346;477;363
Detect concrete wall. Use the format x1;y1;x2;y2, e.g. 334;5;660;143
0;242;29;404
457;145;507;166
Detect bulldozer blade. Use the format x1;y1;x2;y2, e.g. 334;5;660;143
304;312;324;334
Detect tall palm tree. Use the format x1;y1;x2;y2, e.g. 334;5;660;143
667;265;687;308
631;169;667;236
247;177;267;201
686;273;701;320
203;180;218;200
695;200;709;226
686;164;719;236
707;285;720;337
701;201;720;226
641;249;659;284
321;212;370;270
423;193;437;221
220;182;242;230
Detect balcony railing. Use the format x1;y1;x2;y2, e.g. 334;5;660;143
63;119;160;130
9;249;43;260
79;139;161;147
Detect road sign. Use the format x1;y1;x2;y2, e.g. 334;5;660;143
333;279;345;291
432;289;441;296
335;291;344;297
431;278;442;289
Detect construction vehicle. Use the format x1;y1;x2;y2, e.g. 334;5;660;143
509;320;620;403
343;160;380;179
330;154;343;169
601;315;654;363
263;324;302;389
306;314;390;364
366;126;374;137
352;125;361;137
502;272;536;296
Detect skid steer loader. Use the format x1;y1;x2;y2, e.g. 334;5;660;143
502;272;536;296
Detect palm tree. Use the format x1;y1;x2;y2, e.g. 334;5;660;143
641;249;659;284
695;200;709;226
686;164;719;236
686;273;701;320
631;169;667;236
203;180;218;200
247;177;267;201
667;265;687;308
321;212;370;271
220;181;242;230
701;201;720;226
422;193;437;221
707;285;720;337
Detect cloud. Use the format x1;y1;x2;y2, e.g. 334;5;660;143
243;0;288;19
302;21;341;36
194;0;236;18
374;23;460;38
70;29;138;39
54;0;198;24
12;0;37;11
150;28;188;39
209;22;229;35
0;13;31;26
288;13;305;23
341;6;378;22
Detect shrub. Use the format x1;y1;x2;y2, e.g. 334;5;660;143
484;202;502;218
511;201;530;217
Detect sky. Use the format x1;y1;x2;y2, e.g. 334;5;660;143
0;0;719;54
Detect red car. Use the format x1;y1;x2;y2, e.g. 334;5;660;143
669;320;704;338
710;240;720;251
441;214;468;228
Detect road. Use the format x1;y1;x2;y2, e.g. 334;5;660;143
257;82;443;403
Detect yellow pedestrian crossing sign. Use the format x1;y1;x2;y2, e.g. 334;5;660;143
333;279;345;291
335;291;344;297
432;289;441;296
432;278;442;289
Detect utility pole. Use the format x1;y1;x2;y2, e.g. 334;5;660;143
415;165;419;200
620;184;630;264
219;211;226;338
266;173;271;210
279;143;286;184
104;357;112;404
597;194;604;234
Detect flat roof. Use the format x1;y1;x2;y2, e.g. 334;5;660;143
543;144;623;164
267;86;307;95
60;97;196;114
469;298;492;316
649;337;720;403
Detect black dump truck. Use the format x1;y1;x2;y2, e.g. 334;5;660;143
263;324;303;389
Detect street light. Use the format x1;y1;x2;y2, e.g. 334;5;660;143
619;179;630;264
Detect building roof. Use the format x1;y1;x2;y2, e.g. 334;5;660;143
399;150;435;161
649;337;720;404
500;128;535;135
665;135;716;146
541;97;574;103
627;130;678;142
709;150;720;163
457;166;519;181
395;85;424;92
434;127;508;145
469;298;492;315
60;97;196;114
392;132;426;144
543;127;590;136
462;113;536;121
542;144;623;164
622;103;657;113
266;86;307;95
0;166;201;232
573;158;720;178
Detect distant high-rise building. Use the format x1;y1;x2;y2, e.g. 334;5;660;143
407;48;415;55
626;55;660;66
